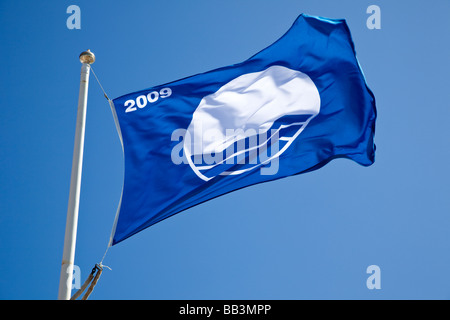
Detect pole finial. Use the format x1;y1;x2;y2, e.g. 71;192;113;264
79;49;95;64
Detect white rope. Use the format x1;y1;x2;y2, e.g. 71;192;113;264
90;65;110;101
99;245;111;267
87;65;114;268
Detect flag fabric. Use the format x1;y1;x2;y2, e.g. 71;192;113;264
108;14;376;246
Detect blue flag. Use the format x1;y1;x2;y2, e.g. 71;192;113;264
108;14;376;245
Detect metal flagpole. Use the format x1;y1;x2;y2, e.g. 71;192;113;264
58;50;95;300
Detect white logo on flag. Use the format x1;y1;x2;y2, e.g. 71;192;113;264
183;65;321;181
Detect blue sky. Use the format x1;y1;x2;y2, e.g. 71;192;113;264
1;0;450;300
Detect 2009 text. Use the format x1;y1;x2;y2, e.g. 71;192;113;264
124;87;172;113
